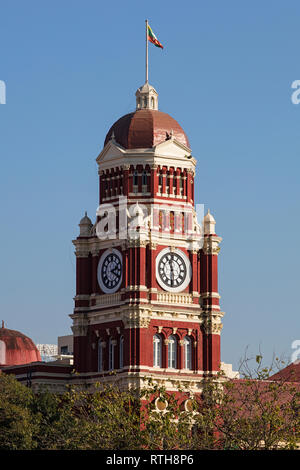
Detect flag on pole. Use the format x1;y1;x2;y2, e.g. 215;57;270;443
148;24;164;49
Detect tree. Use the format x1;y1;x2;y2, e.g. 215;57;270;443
193;356;300;450
0;374;37;449
0;357;299;450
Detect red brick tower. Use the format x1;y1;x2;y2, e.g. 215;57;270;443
71;82;224;393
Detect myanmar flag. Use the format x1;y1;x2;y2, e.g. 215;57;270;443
148;24;163;49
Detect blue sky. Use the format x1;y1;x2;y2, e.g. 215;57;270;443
0;0;299;370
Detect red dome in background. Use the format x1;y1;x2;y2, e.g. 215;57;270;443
0;326;41;367
104;109;190;150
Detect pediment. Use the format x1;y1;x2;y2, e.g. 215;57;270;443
96;140;125;164
154;138;191;158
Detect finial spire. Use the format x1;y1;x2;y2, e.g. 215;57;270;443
1;320;4;328
145;19;149;83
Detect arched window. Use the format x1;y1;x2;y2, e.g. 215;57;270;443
142;170;147;186
133;170;138;186
159;172;163;187
168;335;177;369
180;174;184;189
151;97;155;108
153;334;162;367
98;340;103;372
166;171;170;193
109;338;115;371
184;336;192;370
119;336;124;369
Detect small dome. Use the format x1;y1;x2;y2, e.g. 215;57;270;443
104;109;190;150
79;212;92;237
204;209;215;223
79;211;92;225
203;209;216;235
0;324;41;367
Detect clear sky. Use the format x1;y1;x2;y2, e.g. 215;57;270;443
0;0;299;370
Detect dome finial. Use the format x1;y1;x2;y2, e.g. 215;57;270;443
1;320;4;329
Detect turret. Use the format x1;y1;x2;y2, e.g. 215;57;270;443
79;212;92;237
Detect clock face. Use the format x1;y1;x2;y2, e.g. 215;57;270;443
97;249;123;294
156;248;192;292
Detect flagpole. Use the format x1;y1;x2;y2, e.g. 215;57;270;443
145;19;149;83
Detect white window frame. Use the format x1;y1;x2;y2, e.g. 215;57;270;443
153;334;162;367
98;340;103;372
184;336;192;370
168;335;177;369
108;338;115;371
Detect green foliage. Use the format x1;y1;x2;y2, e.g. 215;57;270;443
191;358;300;450
0;374;37;449
0;358;299;450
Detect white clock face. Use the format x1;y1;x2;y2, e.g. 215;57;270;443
156;248;192;292
97;249;123;294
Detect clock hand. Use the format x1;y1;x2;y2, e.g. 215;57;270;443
170;261;174;285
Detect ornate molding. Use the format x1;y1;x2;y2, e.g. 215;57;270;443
203;236;222;255
74;295;90;301
201;311;224;335
127;239;149;248
122;310;151;329
71;322;88;337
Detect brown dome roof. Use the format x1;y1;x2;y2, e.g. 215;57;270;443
104;109;190;149
0;326;41;367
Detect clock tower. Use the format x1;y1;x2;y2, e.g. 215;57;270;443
71;82;224;393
